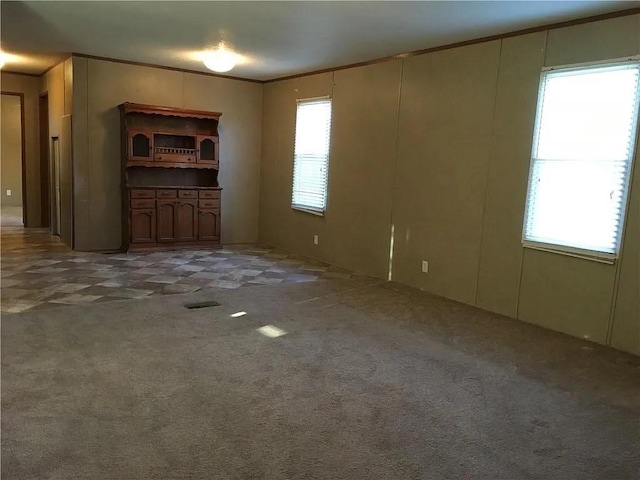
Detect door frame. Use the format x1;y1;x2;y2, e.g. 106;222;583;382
1;91;27;226
51;136;61;236
39;92;50;227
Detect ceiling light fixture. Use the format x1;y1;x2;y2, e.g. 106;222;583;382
202;43;238;73
0;51;23;69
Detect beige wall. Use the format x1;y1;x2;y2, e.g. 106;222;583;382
0;73;41;226
393;40;501;305
71;57;263;251
259;62;402;278
259;14;640;354
1;94;23;208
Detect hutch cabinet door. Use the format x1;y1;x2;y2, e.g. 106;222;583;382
130;208;156;243
196;135;219;165
127;130;153;161
198;208;220;242
156;200;177;242
175;200;198;241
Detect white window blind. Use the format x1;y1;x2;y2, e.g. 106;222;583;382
291;98;332;214
523;59;640;259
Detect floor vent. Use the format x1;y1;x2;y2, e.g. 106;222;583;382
184;300;221;309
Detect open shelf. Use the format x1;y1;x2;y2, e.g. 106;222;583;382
126;166;218;187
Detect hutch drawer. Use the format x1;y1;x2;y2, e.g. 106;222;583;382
156;189;177;199
198;190;220;199
178;190;198;199
198;199;220;209
155;152;196;163
130;199;156;209
130;189;155;199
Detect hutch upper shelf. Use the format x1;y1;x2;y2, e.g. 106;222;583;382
119;102;221;168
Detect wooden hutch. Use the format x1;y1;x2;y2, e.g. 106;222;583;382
119;102;222;251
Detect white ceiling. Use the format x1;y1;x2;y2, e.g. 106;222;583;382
1;1;638;81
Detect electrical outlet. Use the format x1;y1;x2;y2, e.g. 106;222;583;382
421;260;429;273
6;190;11;196
313;235;319;245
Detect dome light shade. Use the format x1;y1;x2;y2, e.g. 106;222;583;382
202;46;237;73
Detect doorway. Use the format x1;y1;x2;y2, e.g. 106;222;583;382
0;93;26;227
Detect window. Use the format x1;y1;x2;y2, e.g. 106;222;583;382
291;97;332;214
523;58;640;260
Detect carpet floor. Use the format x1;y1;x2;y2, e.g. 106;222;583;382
2;278;639;479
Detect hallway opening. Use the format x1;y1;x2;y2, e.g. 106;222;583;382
1;93;25;227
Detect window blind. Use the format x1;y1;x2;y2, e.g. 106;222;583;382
291;98;332;213
523;60;640;259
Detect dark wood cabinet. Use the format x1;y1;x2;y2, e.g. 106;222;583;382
130;208;156;243
128;188;220;246
120;103;222;251
156;200;177;242
197;135;219;166
157;197;198;242
198;208;220;242
176;200;198;241
128;130;152;161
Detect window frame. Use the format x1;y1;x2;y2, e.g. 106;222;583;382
291;96;333;216
522;56;640;263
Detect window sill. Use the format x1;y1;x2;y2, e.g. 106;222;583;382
522;242;616;265
292;206;325;217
